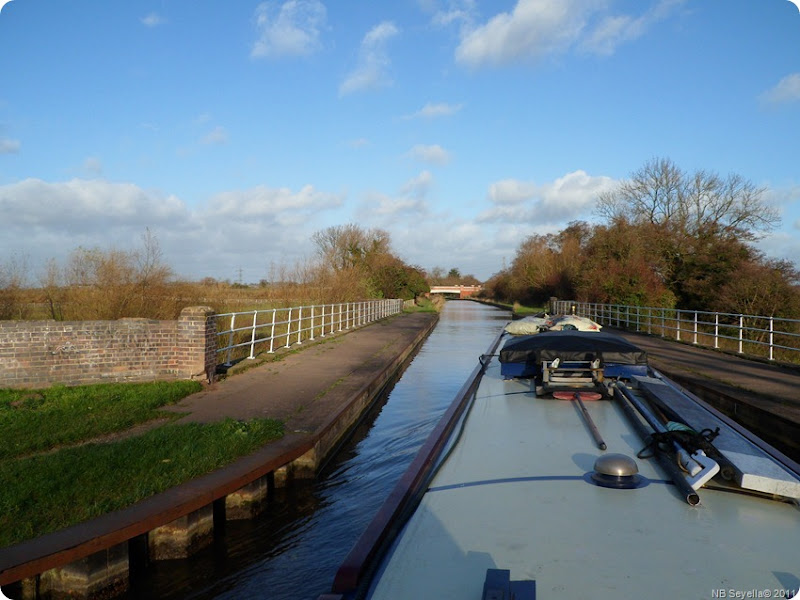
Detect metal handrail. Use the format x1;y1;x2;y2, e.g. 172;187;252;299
553;301;800;363
215;299;404;366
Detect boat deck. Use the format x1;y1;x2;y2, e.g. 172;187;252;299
366;356;800;599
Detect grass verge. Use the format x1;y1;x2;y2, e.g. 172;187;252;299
511;302;547;316
404;297;442;312
0;381;203;460
0;417;284;548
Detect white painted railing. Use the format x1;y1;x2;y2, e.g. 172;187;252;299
553;301;800;363
216;299;404;366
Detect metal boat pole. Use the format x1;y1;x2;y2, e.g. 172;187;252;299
572;392;606;450
553;391;606;450
613;385;700;505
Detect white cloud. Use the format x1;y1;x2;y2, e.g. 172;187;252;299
358;171;432;220
201;126;229;146
0;179;187;231
0;178;348;282
140;13;166;27
83;157;103;175
362;192;428;219
424;0;477;28
580;0;685;55
455;0;685;67
339;21;400;95
765;182;800;210
0;137;20;154
251;0;327;59
479;170;617;224
407;144;451;166
206;184;343;222
580;15;643;56
393;217;508;278
756;230;800;270
400;170;434;198
760;73;800;105
456;0;591;67
404;102;463;119
488;179;538;205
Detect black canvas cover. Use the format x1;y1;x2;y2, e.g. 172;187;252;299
499;331;648;365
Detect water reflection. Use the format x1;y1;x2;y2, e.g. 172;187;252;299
129;300;510;600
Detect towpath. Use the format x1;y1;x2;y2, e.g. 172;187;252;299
165;310;438;431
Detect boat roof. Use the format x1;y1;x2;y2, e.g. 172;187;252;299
364;347;800;599
499;330;648;365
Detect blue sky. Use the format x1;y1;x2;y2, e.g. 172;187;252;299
1;0;799;283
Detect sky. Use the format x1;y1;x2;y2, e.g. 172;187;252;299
1;0;799;284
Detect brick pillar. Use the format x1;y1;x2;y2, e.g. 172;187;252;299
177;306;216;383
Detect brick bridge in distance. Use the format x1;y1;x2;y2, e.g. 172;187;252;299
428;285;482;299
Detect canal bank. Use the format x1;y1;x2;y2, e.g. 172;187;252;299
0;311;439;600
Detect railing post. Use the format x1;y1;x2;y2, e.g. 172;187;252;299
714;313;719;349
296;307;303;345
248;310;258;359
676;310;681;342
320;305;325;337
693;312;698;345
311;306;316;341
339;303;344;331
769;316;774;361
224;313;236;366
268;308;277;353
738;314;744;354
285;308;292;348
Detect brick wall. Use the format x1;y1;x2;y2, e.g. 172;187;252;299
0;307;217;389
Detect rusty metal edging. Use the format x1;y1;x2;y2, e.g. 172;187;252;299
328;329;506;597
0;433;313;585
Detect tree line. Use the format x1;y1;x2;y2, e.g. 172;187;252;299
483;158;800;318
0;225;434;321
308;223;429;301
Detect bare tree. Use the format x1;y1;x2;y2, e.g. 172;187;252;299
312;224;391;273
0;254;31;320
40;258;66;320
597;157;684;227
43;231;177;320
596;157;778;240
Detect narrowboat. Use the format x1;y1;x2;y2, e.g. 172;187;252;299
319;329;800;599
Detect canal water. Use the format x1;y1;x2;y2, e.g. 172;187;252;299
128;300;510;600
